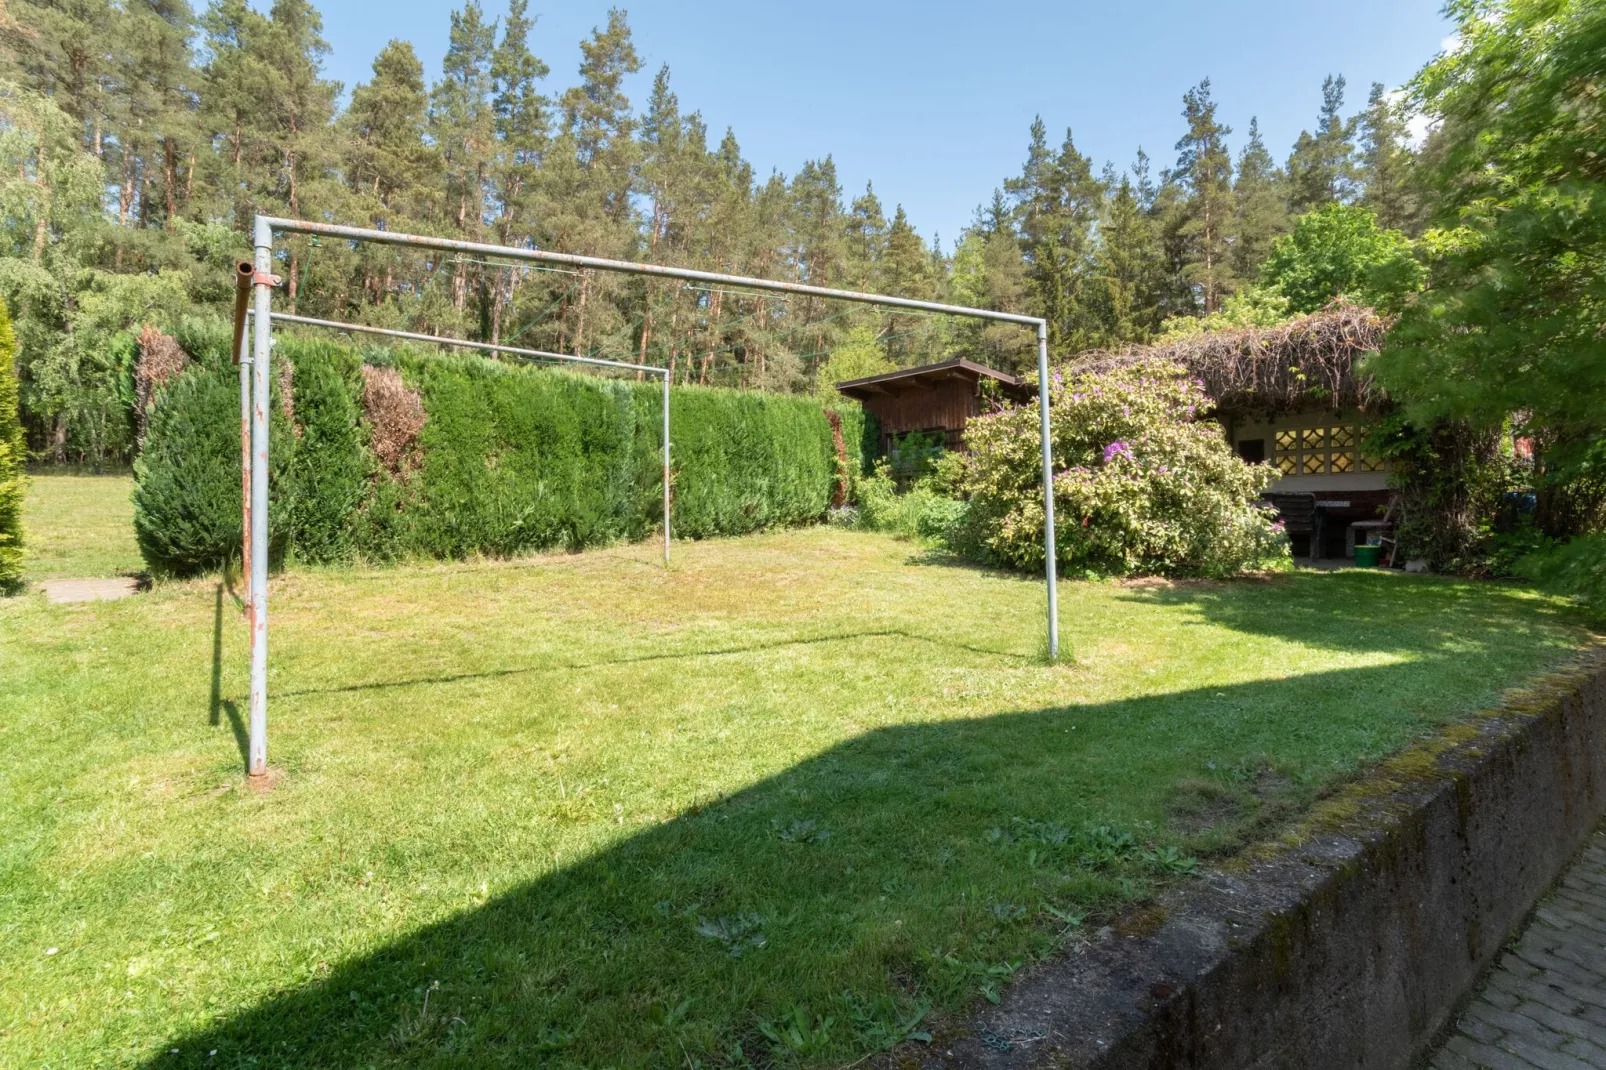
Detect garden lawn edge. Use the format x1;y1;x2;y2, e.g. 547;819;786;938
906;647;1606;1069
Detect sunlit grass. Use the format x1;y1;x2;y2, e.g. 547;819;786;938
20;472;143;580
0;518;1590;1068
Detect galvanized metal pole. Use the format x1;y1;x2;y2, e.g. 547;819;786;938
247;217;273;778
662;370;670;567
237;338;251;603
258;218;1042;327
233;261;254;608
258;311;662;375
1037;321;1059;660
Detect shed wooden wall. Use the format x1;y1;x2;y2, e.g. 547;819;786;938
860;377;981;449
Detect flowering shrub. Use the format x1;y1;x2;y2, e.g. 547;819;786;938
956;360;1288;576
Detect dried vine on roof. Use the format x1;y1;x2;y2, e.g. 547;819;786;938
1067;304;1390;415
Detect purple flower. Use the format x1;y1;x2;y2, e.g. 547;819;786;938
1103;440;1132;463
1157;465;1170;474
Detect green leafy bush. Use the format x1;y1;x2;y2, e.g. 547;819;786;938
956;360;1287;576
853;462;963;543
1258;203;1424;314
1520;534;1606;624
133;331;844;576
0;303;23;593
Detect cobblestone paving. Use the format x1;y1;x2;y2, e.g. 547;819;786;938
1429;828;1606;1069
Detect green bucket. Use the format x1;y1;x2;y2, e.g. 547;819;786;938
1354;544;1383;568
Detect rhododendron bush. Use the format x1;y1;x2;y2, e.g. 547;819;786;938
955;360;1288;576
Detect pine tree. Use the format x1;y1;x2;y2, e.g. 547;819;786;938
343;41;434;219
429;0;496;317
1173;79;1235;312
882;204;937;363
1090;166;1163;345
1231;117;1288;284
1356;82;1424;235
1;0;117;155
846;181;887;289
1287;74;1357;212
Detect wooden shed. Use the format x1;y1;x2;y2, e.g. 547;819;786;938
834;358;1033;452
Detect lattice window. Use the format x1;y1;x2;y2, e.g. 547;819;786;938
1270;424;1371;477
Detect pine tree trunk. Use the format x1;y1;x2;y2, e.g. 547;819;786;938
163;137;178;225
636;286;653;382
700;290;721;384
575;270;589;356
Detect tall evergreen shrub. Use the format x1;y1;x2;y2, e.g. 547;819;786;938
0;304;24;593
133;334;844;575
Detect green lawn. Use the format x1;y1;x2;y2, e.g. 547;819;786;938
20;472;143;581
0;508;1591;1067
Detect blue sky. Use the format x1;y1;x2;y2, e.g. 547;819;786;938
310;0;1453;248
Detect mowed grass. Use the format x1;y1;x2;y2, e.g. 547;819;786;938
0;516;1592;1067
20;472;143;581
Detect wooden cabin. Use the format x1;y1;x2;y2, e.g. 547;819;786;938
834;358;1034;452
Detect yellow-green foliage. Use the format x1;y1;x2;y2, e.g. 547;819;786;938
0;303;25;593
958;359;1288;576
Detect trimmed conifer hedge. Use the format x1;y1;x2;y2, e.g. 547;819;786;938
133;329;877;576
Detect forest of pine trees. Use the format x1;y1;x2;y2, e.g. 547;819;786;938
0;0;1429;462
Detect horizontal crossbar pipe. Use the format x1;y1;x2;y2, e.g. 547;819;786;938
258;218;1046;328
256;311;667;376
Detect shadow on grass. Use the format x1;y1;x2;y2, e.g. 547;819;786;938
210;584;248;768
146;635;1573;1067
273;627;1034;701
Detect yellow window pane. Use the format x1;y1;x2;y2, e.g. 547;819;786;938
1360;455;1385;472
1277;455;1298;475
1301;428;1328;449
1302;453;1326;475
1331;451;1354;473
1331;426;1355;448
1276;430;1298;451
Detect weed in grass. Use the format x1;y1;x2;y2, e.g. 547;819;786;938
772;817;831;844
757;1004;836;1061
695;914;769;958
841;991;932;1051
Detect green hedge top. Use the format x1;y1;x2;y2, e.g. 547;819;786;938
133;330;876;576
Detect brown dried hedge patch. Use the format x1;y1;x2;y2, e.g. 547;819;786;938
134;325;189;447
360;364;426;479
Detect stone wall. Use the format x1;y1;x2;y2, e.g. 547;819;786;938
923;653;1606;1069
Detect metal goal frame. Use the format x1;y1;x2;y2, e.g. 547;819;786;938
238;214;1060;779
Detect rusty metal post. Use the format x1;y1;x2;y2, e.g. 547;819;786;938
247;218;272;778
232;262;254;602
1037;321;1059;660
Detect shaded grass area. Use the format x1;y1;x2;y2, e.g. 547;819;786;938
20;472;143;581
0;529;1590;1068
